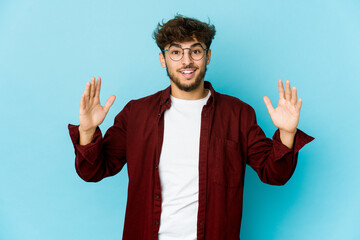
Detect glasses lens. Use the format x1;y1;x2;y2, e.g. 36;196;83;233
167;45;206;61
190;46;205;60
168;46;183;61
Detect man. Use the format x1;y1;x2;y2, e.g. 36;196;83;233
69;15;314;240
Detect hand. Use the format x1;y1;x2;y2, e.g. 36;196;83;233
79;77;116;140
263;79;302;135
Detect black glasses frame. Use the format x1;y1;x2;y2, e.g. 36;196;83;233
162;44;208;61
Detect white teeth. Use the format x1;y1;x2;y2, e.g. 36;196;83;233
182;70;194;74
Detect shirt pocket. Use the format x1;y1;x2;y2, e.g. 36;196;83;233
211;137;244;188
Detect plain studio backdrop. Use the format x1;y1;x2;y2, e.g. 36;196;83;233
0;0;359;239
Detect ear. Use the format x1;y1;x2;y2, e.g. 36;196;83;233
206;49;212;65
159;52;167;68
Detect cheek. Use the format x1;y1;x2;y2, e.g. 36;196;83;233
200;61;207;69
166;62;180;72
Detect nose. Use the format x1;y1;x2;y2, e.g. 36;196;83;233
181;49;193;65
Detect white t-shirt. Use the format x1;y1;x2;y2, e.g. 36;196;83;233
158;90;211;240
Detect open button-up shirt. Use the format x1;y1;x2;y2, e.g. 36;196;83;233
68;81;314;240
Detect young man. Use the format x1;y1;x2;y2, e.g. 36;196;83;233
69;15;314;240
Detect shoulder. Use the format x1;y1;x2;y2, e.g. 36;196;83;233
119;89;164;117
129;89;163;107
214;91;254;113
114;89;164;124
213;91;258;128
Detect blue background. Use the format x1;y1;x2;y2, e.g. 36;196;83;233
1;0;359;239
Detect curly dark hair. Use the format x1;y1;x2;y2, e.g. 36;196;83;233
153;15;216;51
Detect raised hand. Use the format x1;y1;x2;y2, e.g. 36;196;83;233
263;79;302;148
79;77;116;145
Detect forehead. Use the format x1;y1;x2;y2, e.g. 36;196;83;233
165;40;206;49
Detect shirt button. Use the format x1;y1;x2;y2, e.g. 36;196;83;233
155;221;160;225
156;194;160;199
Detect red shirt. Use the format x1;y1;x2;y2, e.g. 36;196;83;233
68;81;314;240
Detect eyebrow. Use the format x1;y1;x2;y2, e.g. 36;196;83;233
169;43;204;48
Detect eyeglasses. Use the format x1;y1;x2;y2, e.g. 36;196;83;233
162;43;208;61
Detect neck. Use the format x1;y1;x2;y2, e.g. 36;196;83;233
170;81;209;100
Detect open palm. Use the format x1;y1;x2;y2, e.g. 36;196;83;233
263;79;302;134
79;77;116;133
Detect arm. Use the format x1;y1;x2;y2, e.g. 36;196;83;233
68;77;128;182
246;80;314;185
246;111;313;185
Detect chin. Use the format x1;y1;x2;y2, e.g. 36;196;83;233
166;66;207;92
172;78;203;92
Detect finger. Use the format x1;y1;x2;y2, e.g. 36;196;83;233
80;93;86;111
278;79;285;100
84;82;91;101
291;86;297;105
103;95;116;114
263;96;274;114
296;98;303;112
285;80;291;101
90;77;96;98
95;77;101;99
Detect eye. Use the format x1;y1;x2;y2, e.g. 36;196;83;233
169;47;182;55
191;47;203;55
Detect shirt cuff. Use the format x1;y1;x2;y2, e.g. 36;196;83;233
272;128;314;160
68;124;103;165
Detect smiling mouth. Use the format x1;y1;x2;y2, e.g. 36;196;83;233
180;69;197;79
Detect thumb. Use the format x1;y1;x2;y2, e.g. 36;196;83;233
104;95;116;113
263;96;274;114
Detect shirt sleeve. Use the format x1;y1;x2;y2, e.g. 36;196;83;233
246;105;314;185
68;101;132;182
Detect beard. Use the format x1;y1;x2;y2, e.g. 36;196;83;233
166;64;207;92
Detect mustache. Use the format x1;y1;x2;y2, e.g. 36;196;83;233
178;64;198;70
